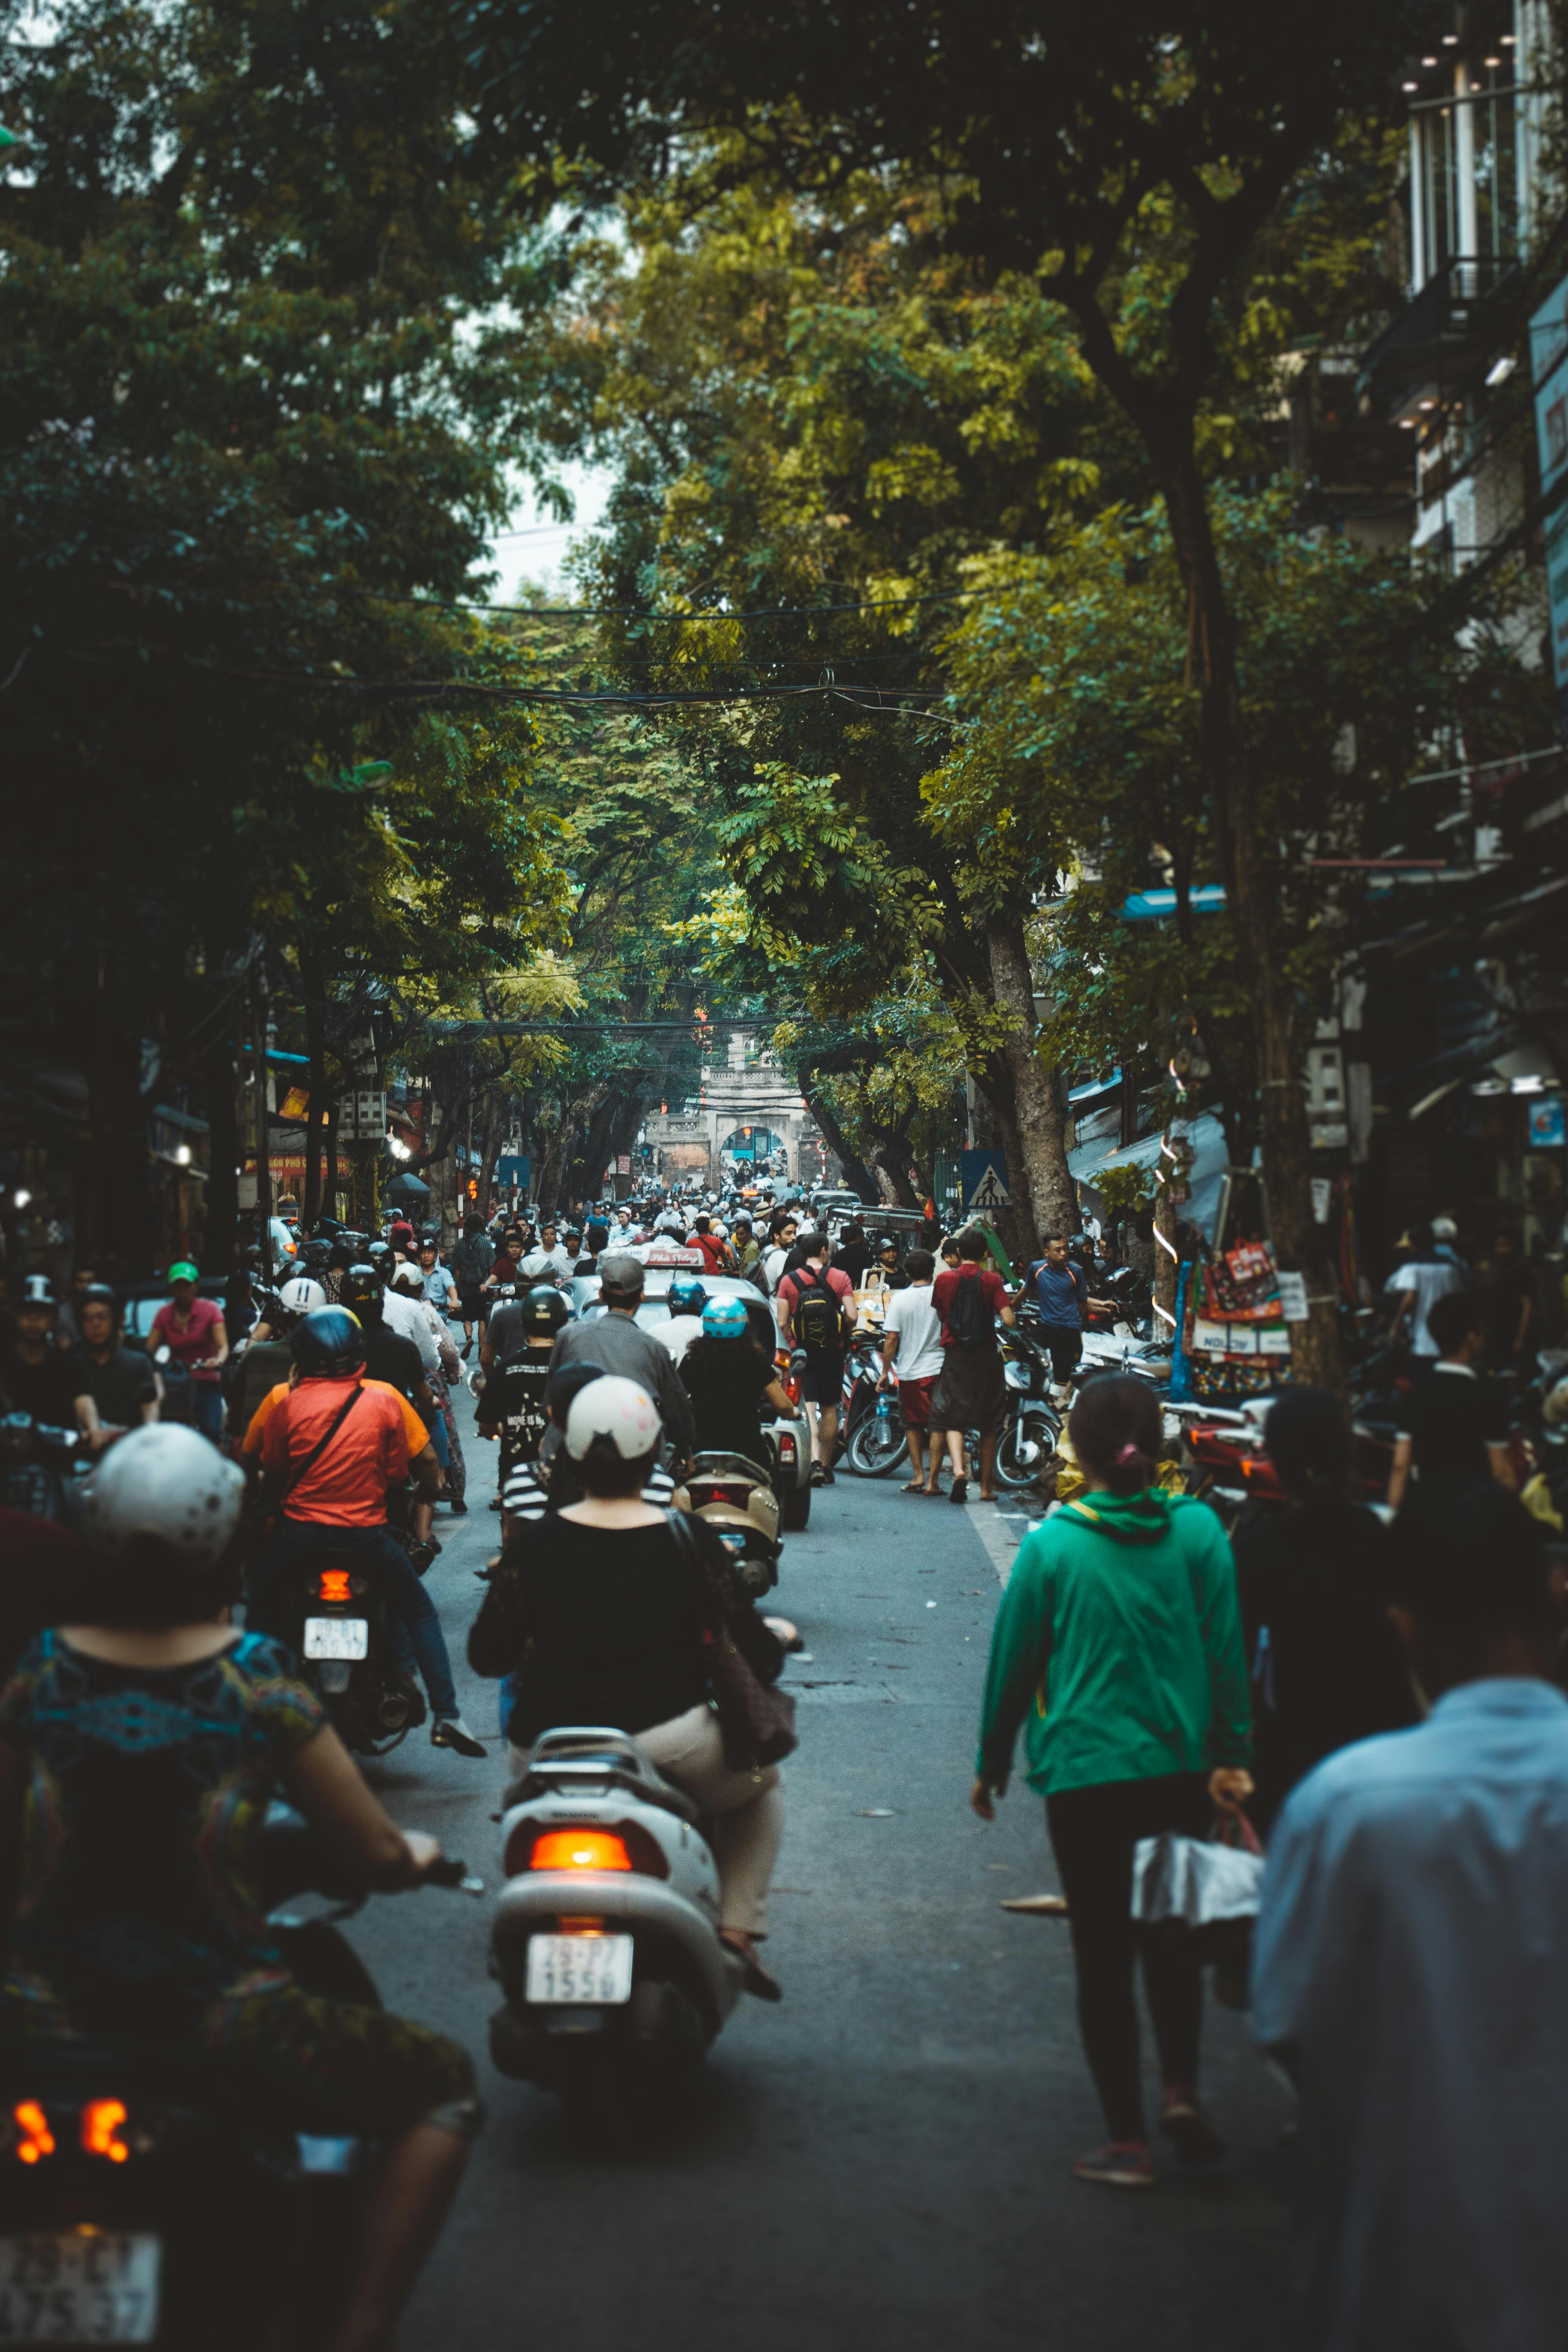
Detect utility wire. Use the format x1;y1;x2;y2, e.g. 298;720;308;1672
337;582;991;623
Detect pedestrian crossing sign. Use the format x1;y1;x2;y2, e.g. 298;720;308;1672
961;1149;1011;1215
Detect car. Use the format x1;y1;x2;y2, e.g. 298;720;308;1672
569;1263;814;1529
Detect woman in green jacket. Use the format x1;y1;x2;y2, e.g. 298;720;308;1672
973;1376;1253;2190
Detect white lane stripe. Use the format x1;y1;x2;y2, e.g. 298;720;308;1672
967;1502;1023;1588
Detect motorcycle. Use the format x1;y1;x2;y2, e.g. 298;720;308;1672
993;1329;1062;1492
0;1808;479;2352
682;1453;780;1596
487;1726;746;2134
842;1341;906;1478
0;1411;89;1523
277;1540;427;1756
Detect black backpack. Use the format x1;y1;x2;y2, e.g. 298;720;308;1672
944;1268;993;1349
791;1264;844;1351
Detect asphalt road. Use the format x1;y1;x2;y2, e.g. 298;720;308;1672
348;1381;1306;2352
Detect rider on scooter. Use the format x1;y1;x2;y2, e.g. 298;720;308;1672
0;1422;479;2352
247;1308;486;1757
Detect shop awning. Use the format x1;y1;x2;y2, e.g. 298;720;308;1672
1069;1112;1230;1238
1120;886;1227;923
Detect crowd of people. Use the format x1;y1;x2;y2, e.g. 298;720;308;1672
1;1174;1566;2348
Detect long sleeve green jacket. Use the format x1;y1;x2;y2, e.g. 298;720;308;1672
977;1490;1252;1797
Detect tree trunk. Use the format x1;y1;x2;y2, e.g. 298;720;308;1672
302;953;325;1229
202;1034;239;1276
1154;437;1342;1393
985;916;1074;1242
797;1077;878;1203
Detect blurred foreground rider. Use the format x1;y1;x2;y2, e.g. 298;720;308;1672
247;1308;485;1758
0;1424;480;2352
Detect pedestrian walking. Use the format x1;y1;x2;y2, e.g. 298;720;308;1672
879;1247;943;1491
1232;1387;1415;1833
972;1376;1252;2188
1385;1289;1517;1510
1384;1219;1466;1367
928;1229;1015;1503
1253;1477;1568;2350
776;1232;853;1484
449;1215;494;1359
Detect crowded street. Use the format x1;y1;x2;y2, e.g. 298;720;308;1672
8;2;1568;2345
369;1379;1302;2352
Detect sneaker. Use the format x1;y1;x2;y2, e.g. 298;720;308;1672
809;1463;826;1487
1159;2090;1226;2166
820;1465;836;1485
431;1717;487;1759
1073;2140;1156;2189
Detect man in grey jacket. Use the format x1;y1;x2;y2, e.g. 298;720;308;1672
450;1216;495;1359
548;1254;695;1468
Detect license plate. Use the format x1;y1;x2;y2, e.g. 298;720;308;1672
0;2231;161;2343
526;1933;634;2006
303;1617;368;1661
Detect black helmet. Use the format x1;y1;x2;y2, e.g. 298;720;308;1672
341;1263;385;1327
520;1283;569;1335
291;1306;365;1377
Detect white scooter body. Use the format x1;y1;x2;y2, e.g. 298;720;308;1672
488;1727;744;2098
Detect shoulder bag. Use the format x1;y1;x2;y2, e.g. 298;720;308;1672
664;1508;798;1773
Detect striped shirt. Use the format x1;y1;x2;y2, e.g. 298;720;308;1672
501;1459;677;1521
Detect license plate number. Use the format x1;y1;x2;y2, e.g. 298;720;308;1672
0;2232;161;2343
303;1617;368;1661
526;1933;634;2006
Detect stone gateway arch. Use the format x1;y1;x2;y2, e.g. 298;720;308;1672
642;1030;829;1190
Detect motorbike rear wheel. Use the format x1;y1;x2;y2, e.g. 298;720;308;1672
995;1411;1059;1493
846;1412;908;1478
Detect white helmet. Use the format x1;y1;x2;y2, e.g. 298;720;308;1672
83;1424;245;1565
564;1375;661;1462
519;1250;554;1280
390;1262;424;1293
277;1276;327;1315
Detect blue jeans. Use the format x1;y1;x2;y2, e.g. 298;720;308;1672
250;1519;460;1723
191;1383;225;1443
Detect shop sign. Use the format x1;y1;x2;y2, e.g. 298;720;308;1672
1528;1094;1566;1149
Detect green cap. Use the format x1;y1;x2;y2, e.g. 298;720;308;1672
169;1260;200;1284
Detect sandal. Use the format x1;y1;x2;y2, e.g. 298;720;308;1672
949;1476;969;1505
900;1479;926;1494
719;1933;783;2002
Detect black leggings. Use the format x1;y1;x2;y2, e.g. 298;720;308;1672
1045;1773;1210;2143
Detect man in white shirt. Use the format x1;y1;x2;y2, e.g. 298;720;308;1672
381;1272;441;1374
762;1215;799;1296
533;1223;574;1282
1253;1476;1568;2352
1385;1221;1466;1361
878;1247;945;1492
655;1274;708;1366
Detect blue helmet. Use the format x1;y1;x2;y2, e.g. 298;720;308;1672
668;1274;708;1316
701;1295;750;1341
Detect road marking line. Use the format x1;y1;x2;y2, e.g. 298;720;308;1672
968;1504;1022;1588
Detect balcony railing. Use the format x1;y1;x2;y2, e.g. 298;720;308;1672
1356;255;1520;421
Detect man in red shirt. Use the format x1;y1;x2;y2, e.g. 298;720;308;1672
249;1307;485;1755
687;1215;733;1277
929;1228;1016;1504
777;1232;854;1484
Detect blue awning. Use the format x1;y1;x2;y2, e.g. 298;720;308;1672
1069;1067;1122;1106
1120;886;1227;922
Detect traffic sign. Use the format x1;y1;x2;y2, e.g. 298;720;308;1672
961;1148;1011;1215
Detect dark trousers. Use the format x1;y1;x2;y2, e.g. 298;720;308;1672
1045;1772;1210;2143
1038;1323;1083;1383
250;1517;460;1722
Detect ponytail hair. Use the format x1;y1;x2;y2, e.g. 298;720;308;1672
1068;1375;1162;1497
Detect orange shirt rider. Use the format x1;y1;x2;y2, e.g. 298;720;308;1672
246;1378;437;1527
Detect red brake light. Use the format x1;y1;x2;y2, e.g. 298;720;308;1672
13;2103;54;2164
318;1570;353;1603
82;2100;129;2163
529;1831;632;1873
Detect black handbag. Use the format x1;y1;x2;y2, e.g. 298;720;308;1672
664;1509;798;1773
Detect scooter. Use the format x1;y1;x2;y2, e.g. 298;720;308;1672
0;1808;479;2352
277;1541;427;1755
0;1411;89;1523
684;1453;780;1595
487;1726;746;2130
995;1329;1062;1492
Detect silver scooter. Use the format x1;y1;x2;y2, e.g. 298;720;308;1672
487;1726;744;2127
